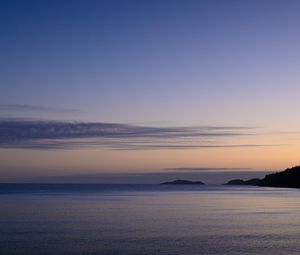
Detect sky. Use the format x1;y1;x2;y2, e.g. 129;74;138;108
1;0;300;183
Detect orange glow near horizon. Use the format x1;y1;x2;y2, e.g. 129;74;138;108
1;132;299;179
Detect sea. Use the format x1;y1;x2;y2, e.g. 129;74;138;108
0;184;300;255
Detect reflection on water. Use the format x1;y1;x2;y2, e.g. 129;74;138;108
0;184;300;255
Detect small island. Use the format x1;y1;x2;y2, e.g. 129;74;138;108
225;178;261;186
161;179;205;185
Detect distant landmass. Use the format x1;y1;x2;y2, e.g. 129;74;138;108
161;179;204;185
225;178;261;186
225;166;300;188
159;166;300;188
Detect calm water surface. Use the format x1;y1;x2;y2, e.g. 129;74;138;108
0;184;300;255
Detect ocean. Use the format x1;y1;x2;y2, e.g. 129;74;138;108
0;184;299;255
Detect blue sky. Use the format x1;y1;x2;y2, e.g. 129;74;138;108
1;0;300;183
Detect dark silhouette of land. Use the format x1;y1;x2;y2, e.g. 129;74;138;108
259;166;300;188
161;179;204;185
225;178;261;186
225;165;300;188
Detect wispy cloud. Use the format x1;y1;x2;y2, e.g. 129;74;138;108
0;104;77;113
0;118;269;150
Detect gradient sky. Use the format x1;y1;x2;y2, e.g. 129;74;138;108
1;0;300;183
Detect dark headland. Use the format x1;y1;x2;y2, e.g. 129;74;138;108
161;179;204;185
225;165;300;188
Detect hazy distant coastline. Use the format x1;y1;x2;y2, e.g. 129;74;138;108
161;179;204;185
